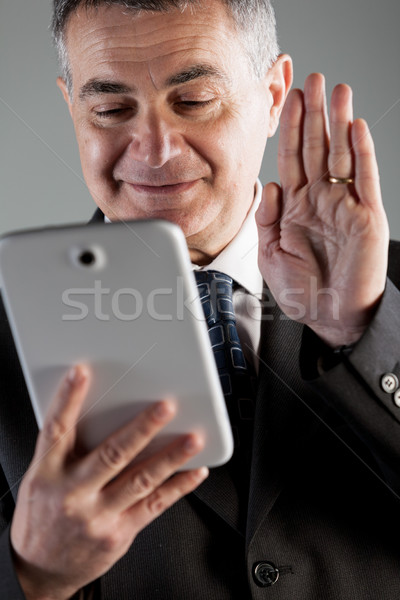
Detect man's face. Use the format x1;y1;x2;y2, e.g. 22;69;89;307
60;1;290;263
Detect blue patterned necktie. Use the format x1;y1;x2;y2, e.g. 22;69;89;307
194;270;256;471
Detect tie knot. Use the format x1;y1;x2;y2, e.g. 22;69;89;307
194;270;235;327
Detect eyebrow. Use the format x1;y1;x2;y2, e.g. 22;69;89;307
78;63;230;101
79;80;132;101
165;64;230;87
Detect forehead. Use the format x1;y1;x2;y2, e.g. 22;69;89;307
65;1;248;88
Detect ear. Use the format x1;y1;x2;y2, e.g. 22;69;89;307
265;54;293;137
57;77;73;117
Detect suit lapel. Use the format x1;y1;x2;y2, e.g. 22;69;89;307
192;463;244;534
246;294;323;545
0;295;38;504
88;207;105;224
193;292;323;539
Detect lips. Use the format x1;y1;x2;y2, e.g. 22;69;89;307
127;180;198;194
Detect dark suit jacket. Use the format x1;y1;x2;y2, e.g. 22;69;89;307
1;215;400;599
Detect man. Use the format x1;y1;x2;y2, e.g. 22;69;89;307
1;0;400;598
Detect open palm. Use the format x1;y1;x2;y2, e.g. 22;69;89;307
256;73;389;347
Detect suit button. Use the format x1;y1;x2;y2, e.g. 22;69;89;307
253;562;279;587
393;388;400;407
380;373;399;394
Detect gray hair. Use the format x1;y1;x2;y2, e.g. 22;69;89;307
51;0;280;96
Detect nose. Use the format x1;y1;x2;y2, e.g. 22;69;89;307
127;108;184;168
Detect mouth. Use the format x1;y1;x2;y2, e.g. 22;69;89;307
126;180;199;195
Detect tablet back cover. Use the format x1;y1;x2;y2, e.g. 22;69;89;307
0;220;233;469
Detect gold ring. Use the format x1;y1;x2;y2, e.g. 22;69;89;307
328;176;354;185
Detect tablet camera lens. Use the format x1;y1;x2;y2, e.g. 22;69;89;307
78;250;96;266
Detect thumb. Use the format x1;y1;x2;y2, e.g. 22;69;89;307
255;182;283;253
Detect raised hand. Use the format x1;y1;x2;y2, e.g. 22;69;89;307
11;366;208;600
256;73;389;347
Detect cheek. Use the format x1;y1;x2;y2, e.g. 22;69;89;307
191;118;243;177
232;110;270;174
77;128;127;183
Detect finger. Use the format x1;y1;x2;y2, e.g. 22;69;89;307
277;88;307;190
124;466;209;533
302;73;329;181
352;118;382;207
102;432;205;513
328;84;354;179
74;400;177;489
256;183;283;259
35;365;91;465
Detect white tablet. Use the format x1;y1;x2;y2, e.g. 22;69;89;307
0;219;233;469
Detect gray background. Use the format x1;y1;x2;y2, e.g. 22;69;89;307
1;0;399;237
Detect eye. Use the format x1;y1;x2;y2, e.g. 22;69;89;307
94;108;127;119
175;99;217;116
178;99;214;109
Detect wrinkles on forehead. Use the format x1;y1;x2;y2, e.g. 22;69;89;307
65;3;241;89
